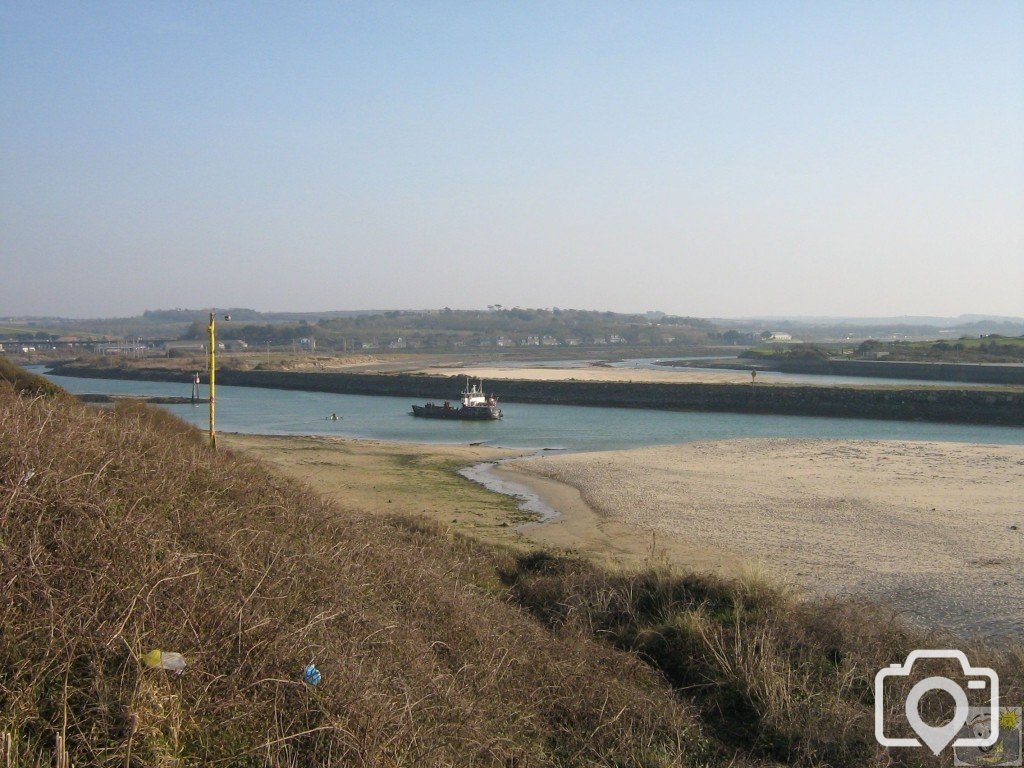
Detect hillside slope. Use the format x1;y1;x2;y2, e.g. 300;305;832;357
0;381;703;766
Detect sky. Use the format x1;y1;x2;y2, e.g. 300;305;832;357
1;2;1022;319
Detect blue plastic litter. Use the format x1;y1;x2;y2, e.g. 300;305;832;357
303;663;322;686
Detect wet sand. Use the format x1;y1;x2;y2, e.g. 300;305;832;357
220;434;533;548
509;439;1024;639
221;433;1024;638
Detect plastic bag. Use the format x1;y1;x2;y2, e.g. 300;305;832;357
141;649;187;674
303;663;322;686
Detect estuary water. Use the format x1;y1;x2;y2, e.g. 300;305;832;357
35;367;1024;450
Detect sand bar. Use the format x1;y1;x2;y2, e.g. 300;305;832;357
419;364;756;385
222;432;1024;639
509;439;1024;639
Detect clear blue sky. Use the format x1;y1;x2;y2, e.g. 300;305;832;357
2;1;1022;318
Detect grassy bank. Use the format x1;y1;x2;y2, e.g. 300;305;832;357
0;356;67;398
1;372;702;766
2;361;1020;766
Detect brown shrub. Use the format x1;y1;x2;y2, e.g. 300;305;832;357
502;554;1022;767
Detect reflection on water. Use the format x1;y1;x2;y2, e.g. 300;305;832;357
459;459;560;522
34;367;1024;450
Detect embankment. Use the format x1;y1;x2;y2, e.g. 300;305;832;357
1;366;701;766
74;393;208;404
49;362;1024;425
662;356;1024;385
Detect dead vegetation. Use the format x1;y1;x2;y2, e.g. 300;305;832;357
501;552;1023;767
0;380;704;766
1;360;1020;767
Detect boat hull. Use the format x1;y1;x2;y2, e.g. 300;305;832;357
411;403;502;420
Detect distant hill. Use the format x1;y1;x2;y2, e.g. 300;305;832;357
6;308;1022;347
710;314;1024;341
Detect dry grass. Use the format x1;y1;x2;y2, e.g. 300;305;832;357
0;357;67;398
0;380;708;767
502;553;1023;767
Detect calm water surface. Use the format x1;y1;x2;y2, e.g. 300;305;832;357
36;367;1024;450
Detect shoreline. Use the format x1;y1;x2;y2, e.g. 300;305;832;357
490;462;745;575
218;432;537;550
505;438;1024;640
219;431;1024;638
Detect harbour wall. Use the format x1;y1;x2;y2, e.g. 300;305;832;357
666;358;1024;385
49;364;1024;426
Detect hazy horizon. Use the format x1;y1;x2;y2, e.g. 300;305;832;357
4;306;1024;328
2;2;1022;318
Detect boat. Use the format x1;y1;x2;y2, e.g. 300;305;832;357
411;378;502;420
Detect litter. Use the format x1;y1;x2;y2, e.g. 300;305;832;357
303;663;322;686
141;649;187;674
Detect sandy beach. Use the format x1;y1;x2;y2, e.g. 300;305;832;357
418;364;757;385
222;432;1023;638
509;439;1024;639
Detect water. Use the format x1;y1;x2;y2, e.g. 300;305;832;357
34;367;1024;450
459;460;559;521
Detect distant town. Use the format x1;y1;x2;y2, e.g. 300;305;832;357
3;307;1023;360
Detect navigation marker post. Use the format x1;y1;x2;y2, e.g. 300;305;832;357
208;312;230;449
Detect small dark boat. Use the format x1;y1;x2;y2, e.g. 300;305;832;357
411;378;502;420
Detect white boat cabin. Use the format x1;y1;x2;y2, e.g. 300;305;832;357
460;378;496;407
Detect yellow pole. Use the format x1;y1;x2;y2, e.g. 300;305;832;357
208;311;216;449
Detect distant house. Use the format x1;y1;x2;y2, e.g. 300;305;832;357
100;342;150;356
521;335;540;346
541;335;560;346
496;336;515;347
563;337;581;346
388;337;407;349
764;332;793;342
608;334;626;344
